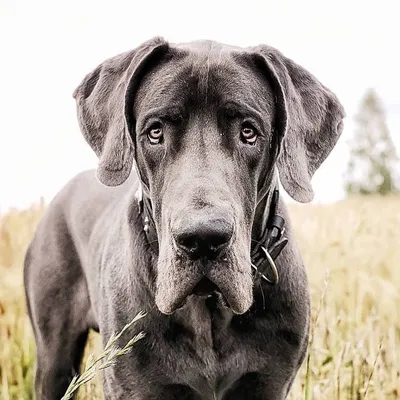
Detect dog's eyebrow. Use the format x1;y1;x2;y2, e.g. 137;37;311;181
222;101;261;118
222;101;266;128
136;106;185;129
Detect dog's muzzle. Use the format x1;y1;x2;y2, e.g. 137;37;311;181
137;188;288;314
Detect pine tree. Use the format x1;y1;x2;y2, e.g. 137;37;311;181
345;89;398;195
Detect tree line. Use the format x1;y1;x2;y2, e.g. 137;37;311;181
344;89;398;195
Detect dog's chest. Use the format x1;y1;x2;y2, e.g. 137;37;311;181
187;342;248;399
170;297;251;398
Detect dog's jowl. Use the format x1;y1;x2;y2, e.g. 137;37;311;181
24;38;344;400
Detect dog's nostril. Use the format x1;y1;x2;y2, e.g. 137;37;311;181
208;233;231;251
175;219;233;258
176;234;199;254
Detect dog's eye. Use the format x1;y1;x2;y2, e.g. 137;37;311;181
240;122;257;144
148;122;163;144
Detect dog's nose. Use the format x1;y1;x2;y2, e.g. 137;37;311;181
174;216;233;259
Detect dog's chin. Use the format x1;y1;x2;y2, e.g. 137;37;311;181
155;258;254;315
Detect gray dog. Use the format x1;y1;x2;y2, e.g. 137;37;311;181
24;37;344;399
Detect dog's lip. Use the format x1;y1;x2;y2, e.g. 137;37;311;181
156;276;219;314
156;273;252;315
155;274;200;315
155;258;253;315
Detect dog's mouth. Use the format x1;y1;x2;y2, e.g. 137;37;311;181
167;277;227;313
155;255;253;315
191;277;221;297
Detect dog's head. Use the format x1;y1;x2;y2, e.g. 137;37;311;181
74;37;344;315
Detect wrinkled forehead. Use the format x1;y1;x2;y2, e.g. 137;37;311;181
134;41;274;117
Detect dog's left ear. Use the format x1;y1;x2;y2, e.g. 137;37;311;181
253;45;345;203
73;37;169;186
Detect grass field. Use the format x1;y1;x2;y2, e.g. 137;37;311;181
0;196;399;399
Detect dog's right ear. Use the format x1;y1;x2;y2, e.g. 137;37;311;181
73;37;169;186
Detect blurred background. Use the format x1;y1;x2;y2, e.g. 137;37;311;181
0;1;399;399
0;0;399;209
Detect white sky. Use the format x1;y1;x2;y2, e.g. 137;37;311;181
0;0;399;211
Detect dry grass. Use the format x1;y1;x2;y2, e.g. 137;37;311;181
0;196;399;399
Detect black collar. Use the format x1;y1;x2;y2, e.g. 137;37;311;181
137;188;288;285
250;189;288;284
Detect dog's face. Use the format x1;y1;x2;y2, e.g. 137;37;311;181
134;45;276;314
74;38;344;315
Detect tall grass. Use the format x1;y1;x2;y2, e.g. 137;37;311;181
0;196;399;399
